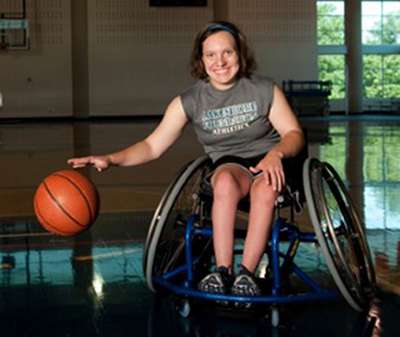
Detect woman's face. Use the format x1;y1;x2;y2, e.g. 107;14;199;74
202;31;240;90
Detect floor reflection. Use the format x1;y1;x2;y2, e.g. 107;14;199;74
1;222;398;337
307;119;400;294
148;295;389;337
1;116;400;336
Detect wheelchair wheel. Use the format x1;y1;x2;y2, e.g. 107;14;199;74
303;158;376;311
143;156;212;292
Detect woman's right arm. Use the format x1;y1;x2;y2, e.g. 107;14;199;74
67;96;188;171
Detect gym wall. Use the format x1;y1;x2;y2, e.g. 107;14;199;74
0;0;316;118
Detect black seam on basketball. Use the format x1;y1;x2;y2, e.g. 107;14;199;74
34;196;77;235
53;173;95;222
43;181;87;228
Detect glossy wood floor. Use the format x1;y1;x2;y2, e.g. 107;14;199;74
0;116;399;336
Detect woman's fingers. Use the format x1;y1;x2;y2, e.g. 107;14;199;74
269;169;279;192
252;157;286;192
67;159;83;168
67;156;108;171
249;166;261;174
261;166;285;192
275;167;285;192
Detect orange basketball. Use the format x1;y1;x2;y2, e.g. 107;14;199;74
34;170;99;236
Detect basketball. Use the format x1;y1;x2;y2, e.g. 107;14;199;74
34;170;99;236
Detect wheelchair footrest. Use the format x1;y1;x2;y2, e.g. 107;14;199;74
153;276;338;305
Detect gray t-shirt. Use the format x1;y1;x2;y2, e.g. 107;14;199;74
180;76;280;162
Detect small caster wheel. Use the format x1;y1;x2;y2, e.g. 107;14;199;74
271;307;279;327
177;299;191;318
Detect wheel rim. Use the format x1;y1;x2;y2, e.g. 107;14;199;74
322;162;376;294
304;158;376;311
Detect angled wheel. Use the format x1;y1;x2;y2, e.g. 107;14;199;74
303;158;376;311
143;156;213;292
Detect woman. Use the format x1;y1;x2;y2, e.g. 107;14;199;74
68;21;304;297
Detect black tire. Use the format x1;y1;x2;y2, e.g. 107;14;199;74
303;157;376;311
143;156;212;292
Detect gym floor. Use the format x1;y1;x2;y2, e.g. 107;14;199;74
0;115;399;337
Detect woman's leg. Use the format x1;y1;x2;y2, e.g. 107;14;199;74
211;165;251;270
241;176;279;273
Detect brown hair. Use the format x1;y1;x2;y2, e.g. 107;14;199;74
190;21;257;80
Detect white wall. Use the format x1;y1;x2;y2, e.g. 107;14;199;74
0;0;317;118
87;0;213;116
227;0;317;84
0;0;73;118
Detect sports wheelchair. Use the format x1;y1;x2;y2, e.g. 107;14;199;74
143;155;376;327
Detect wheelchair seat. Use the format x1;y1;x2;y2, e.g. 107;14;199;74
199;143;308;215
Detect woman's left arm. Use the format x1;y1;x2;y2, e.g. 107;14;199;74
250;85;305;191
268;85;305;158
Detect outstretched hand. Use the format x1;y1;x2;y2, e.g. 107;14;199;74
249;151;285;192
67;155;111;172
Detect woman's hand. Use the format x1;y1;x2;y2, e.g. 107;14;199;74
249;150;285;192
67;155;111;172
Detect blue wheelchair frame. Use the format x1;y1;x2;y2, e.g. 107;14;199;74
152;212;338;306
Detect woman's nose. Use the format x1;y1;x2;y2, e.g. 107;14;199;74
216;54;226;66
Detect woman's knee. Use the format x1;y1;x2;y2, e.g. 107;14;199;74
212;170;240;196
250;178;279;206
212;169;249;200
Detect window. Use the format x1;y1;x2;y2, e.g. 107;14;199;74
317;1;400;109
318;55;345;99
317;1;346;100
317;1;345;45
362;1;400;45
364;54;400;99
362;1;400;104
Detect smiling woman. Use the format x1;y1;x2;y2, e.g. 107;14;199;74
68;20;304;298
